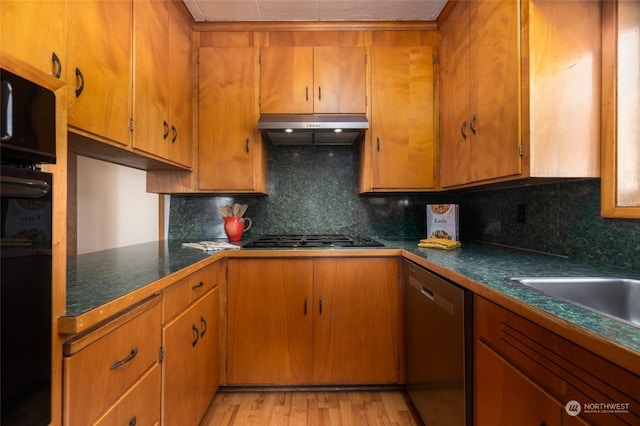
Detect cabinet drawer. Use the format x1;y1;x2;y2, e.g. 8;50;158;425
163;262;220;323
63;299;161;426
94;363;161;426
476;297;640;425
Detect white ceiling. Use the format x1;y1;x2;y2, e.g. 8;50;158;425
183;0;448;22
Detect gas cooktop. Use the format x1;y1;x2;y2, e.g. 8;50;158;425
242;234;385;249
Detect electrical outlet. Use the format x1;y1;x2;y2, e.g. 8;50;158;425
517;204;526;224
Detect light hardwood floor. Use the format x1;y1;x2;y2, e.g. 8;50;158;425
200;390;424;426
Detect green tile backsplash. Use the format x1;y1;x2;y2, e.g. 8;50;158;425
169;144;640;270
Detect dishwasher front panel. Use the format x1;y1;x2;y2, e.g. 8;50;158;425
404;260;472;426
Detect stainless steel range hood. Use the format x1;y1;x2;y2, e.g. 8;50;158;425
258;114;368;145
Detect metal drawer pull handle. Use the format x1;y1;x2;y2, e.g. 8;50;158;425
128;416;137;426
318;86;322;101
319;296;323;315
421;285;434;301
305;86;309;101
461;121;467;140
470;114;477;135
52;52;62;79
200;315;207;338
110;347;138;370
192;281;204;290
376;137;380;152
74;67;84;97
245;138;249;153
171;125;177;143
192;324;199;347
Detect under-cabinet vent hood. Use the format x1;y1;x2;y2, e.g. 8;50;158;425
258;114;369;145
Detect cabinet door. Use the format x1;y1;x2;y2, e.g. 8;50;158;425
313;46;366;114
259;46;314;114
370;46;435;190
1;0;66;79
313;258;400;384
439;0;471;188
67;0;132;147
227;259;314;384
475;340;562;426
199;47;264;192
162;288;219;426
166;1;193;168
468;0;520;183
132;0;170;159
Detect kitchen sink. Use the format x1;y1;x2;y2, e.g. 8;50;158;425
506;277;640;328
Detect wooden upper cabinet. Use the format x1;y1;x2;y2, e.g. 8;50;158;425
260;46;366;114
166;1;194;168
601;0;640;218
368;46;435;191
439;0;600;189
1;0;66;79
198;47;267;193
66;0;132;147
132;0;192;168
133;0;170;160
440;0;519;188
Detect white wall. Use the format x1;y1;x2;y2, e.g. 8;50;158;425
76;156;159;254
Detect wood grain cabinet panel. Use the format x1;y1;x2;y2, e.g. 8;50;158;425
66;0;132;147
0;0;66;79
439;0;600;189
63;298;161;426
368;46;435;191
162;261;220;323
198;47;267;193
132;0;193;168
93;363;161;426
312;258;400;384
260;46;366;114
475;296;640;426
162;286;219;426
227;257;400;385
227;258;314;384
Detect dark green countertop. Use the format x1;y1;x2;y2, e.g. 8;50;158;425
66;238;640;354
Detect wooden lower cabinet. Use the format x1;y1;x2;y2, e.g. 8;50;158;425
93;363;161;426
476;340;563;426
162;282;220;425
227;257;400;385
475;296;639;426
63;297;161;426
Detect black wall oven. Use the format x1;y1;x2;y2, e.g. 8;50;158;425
1;67;55;425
